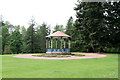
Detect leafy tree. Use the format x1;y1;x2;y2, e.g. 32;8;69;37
10;30;22;54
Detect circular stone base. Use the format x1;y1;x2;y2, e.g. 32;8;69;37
13;53;107;59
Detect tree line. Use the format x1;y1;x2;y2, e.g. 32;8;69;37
0;1;120;54
71;1;120;53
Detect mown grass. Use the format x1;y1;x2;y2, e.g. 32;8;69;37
2;53;118;78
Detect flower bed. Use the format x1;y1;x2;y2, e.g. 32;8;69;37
32;54;71;57
32;53;85;57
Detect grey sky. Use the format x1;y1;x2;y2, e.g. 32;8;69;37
0;0;77;30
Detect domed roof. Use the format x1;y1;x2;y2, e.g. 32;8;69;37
46;31;71;38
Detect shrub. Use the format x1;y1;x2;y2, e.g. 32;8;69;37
56;55;70;57
73;54;85;56
32;54;44;57
44;54;56;57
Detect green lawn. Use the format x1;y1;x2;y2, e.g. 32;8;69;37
2;53;118;78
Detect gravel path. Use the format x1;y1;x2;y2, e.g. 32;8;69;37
13;53;107;59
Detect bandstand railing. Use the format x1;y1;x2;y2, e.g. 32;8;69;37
46;49;70;53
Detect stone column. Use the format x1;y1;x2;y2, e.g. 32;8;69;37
56;38;57;49
69;39;71;49
61;37;62;49
64;38;65;49
51;37;53;48
49;39;50;48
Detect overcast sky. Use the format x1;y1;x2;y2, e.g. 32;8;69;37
0;0;77;30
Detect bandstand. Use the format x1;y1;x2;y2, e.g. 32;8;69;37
46;31;71;55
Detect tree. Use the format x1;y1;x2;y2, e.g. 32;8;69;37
0;15;5;27
34;23;50;52
14;25;20;31
4;21;14;33
10;30;22;54
24;16;36;53
3;45;11;54
0;27;1;54
2;26;10;53
65;16;74;35
74;2;105;52
103;1;120;51
53;25;65;33
21;26;27;52
25;24;35;53
65;17;79;51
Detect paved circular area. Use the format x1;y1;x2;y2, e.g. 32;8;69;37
13;53;107;59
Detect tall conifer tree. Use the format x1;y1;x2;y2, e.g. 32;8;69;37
74;2;105;52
